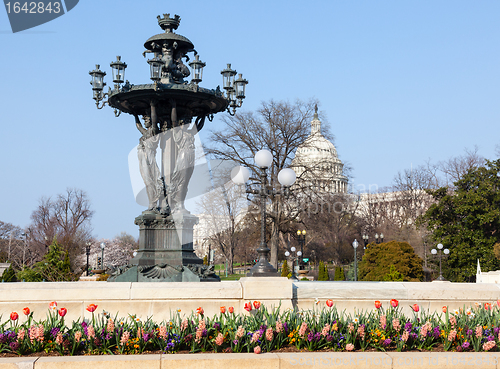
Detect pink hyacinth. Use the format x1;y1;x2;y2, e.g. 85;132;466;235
379;315;387;330
420;322;432;337
251;330;261;343
74;331;82;343
120;331;130;346
29;325;44;343
475;325;483;338
483;341;496;351
17;329;25;342
402;330;409;342
181;318;188;331
392;319;400;331
198;319;206;330
55;332;63;345
215;332;224;346
348;323;354;334
266;328;274;341
159;326;167;340
87;325;95;339
449;315;457;327
346;343;354;351
321;324;331;337
236;325;245;339
448;329;457;342
298;322;308;338
106;319;115;333
276;320;283;333
357;325;365;340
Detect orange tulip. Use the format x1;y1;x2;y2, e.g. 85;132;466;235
10;312;18;321
228;306;234;314
253;301;261;309
442;306;447;313
196;307;204;315
484;303;492;310
220;306;226;314
374;301;382;309
86;304;98;313
22;307;30;316
326;299;334;308
58;308;67;317
390;299;399;308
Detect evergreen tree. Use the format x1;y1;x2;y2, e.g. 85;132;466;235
281;259;290;278
334;266;345;281
203;255;208;265
1;264;17;282
318;261;329;281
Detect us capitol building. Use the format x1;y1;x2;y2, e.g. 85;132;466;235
291;106;348;194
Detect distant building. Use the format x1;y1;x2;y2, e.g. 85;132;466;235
291;106;348;194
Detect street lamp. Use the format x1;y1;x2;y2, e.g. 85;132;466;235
431;243;449;281
362;233;368;249
352;239;359;281
296;230;306;269
100;242;105;270
285;246;302;280
231;149;296;277
85;242;92;276
375;233;384;244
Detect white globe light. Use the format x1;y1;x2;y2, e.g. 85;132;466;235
437;243;443;249
291;247;296;252
285;251;290;257
254;149;273;168
431;249;437;254
444;249;449;255
278;168;296;186
231;165;250;184
352;239;359;249
297;251;302;256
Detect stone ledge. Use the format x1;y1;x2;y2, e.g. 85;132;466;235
2;352;500;369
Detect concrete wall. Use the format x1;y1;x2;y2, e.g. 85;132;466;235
1;278;499;323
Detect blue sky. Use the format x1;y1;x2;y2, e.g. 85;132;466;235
0;1;499;239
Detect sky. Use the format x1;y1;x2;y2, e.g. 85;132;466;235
0;0;499;240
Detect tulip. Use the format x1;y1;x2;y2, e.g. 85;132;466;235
442;306;447;313
390;299;399;308
228;306;234;314
23;307;30;316
86;304;98;313
196;307;204;315
411;304;419;312
10;312;18;321
220;306;226;314
58;308;67;317
484;303;492;310
253;301;261;309
326;299;334;308
244;302;252;312
374;301;382;309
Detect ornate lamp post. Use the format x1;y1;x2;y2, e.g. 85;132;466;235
431;243;449;281
100;242;105;270
89;13;247;282
352;239;359;281
285;247;302;280
362;233;368;249
375;233;384;244
296;230;306;269
231;149;296;277
85;242;92;276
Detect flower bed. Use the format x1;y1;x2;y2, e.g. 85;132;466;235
1;299;500;356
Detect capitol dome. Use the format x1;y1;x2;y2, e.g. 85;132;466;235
292;106;348;193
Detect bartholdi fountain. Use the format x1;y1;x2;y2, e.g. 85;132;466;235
89;13;248;282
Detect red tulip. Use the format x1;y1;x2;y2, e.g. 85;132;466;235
23;307;30;316
228;306;234;314
390;299;399;308
220;306;226;314
196;307;204;315
10;312;18;321
253;301;261;309
484;303;492;310
86;304;98;313
442;306;447;313
374;301;382;309
326;299;334;308
244;302;252;312
58;308;67;317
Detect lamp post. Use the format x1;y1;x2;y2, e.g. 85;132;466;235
431;243;449;281
352;239;359;281
85;242;92;276
362;233;368;249
100;242;105;270
89;13;246;282
285;247;302;280
231;149;296;277
375;233;384;244
297;230;306;270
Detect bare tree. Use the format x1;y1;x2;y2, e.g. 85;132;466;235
431;146;485;188
206;99;333;268
29;188;94;268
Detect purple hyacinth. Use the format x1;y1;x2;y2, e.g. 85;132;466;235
494;327;500;336
404;322;412;331
9;342;19;351
50;327;60;338
233;339;238;345
488;335;495;342
383;338;392;346
213;322;220;330
307;332;314;342
466;329;473;336
433;327;440;339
